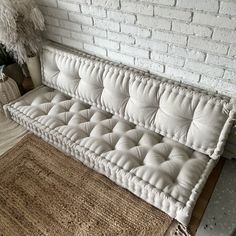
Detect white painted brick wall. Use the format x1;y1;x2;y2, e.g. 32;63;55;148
36;0;236;97
37;0;57;8
121;24;150;38
69;13;93;25
137;15;171;30
152;30;187;46
44;16;60;26
59;20;82;32
229;46;236;57
177;0;219;13
62;37;83;50
71;31;93;43
136;38;168;52
121;44;149;58
108;31;135;45
154;6;192;21
135;58;164;74
92;0;119;10
121;1;153;16
193;12;236;30
172;22;212;37
188;36;228;55
213;29;236;44
58;1;80;12
107;11;135;24
168;45;206;62
151;52;185;67
220;1;236;16
94;18;120;32
94;37;119;50
165;66;200;84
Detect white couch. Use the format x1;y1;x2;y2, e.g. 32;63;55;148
4;42;236;225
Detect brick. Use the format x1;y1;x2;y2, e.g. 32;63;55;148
107;10;135;24
152;30;187;46
188;37;228;55
206;54;236;70
61;0;90;3
44;16;59;26
94;18;120;32
71;31;93;43
80;4;106;18
39;6;68;19
69;13;93;25
137;15;171;30
220;1;236;16
60;20;82;32
58;1;80;12
121;24;151;38
185;60;224;77
213;29;236;44
135;58;164;73
168;45;205;61
200;75;236;97
84;44;107;57
177;0;219;13
156;0;175;6
145;0;175;6
154;6;192;21
165;66;200;83
121;1;153;16
108;32;135;44
229;46;236;57
46;25;71;37
224;70;236;82
199;75;219;90
215;80;236;96
135;38;168;52
151;52;185;66
82;25;106;37
92;0;119;9
36;0;57;7
120;44;149;59
108;50;134;65
62;37;83;50
193;12;236;30
94;37;119;50
172;22;212;37
44;32;62;43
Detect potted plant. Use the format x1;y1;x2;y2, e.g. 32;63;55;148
0;0;45;88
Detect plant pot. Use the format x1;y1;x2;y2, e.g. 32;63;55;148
26;56;41;88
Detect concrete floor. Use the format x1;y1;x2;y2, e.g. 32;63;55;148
196;159;236;236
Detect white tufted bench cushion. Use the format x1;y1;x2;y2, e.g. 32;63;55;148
6;86;216;225
4;42;236;225
41;44;235;160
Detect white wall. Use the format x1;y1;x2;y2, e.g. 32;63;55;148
36;0;236;97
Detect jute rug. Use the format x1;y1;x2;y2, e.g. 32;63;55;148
0;134;175;236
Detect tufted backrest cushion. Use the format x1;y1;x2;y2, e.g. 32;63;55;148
41;43;236;160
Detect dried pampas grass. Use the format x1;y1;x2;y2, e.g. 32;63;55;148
0;0;45;64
